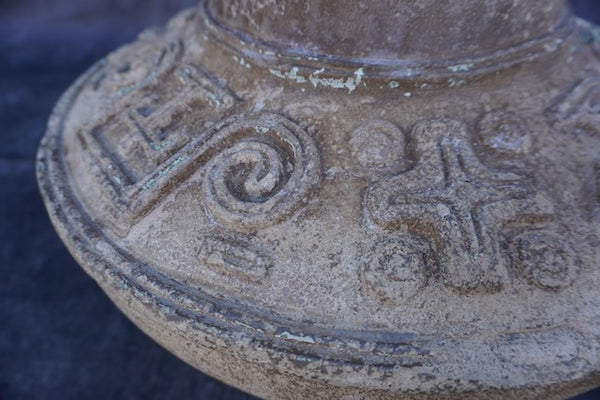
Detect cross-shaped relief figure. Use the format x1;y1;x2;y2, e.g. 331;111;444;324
365;119;557;293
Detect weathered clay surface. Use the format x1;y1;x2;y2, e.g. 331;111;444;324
37;1;600;399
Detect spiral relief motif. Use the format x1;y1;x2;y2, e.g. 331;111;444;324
202;114;320;231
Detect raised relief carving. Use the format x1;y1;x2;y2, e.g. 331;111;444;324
100;35;184;96
510;230;579;290
364;118;563;294
84;63;236;188
77;29;322;235
476;111;532;157
349;120;408;176
546;77;600;136
360;235;431;304
77;34;239;231
202;114;321;231
198;236;272;282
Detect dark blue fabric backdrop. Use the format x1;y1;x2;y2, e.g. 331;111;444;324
1;1;599;399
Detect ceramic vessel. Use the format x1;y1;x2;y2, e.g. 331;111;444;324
37;1;600;398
